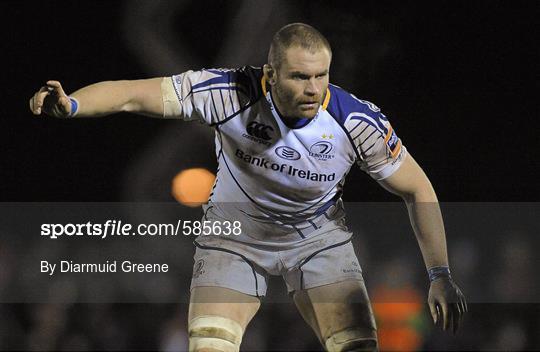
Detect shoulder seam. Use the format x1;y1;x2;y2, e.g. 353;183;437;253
210;66;264;127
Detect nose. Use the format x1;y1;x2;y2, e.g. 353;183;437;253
304;78;320;97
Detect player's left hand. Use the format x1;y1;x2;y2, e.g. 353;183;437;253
428;277;467;334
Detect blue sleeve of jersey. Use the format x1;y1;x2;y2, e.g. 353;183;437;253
326;85;407;180
169;67;262;125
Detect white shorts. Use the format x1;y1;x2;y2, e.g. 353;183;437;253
190;220;364;297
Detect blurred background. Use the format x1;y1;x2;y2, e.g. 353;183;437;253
1;0;539;350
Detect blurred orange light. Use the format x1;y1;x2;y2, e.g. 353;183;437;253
372;286;425;351
377;327;422;351
171;168;215;207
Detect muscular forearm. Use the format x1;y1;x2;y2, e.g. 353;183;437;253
69;80;136;117
71;79;167;118
403;189;449;270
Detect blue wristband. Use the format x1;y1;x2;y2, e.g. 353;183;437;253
68;97;79;117
428;266;451;282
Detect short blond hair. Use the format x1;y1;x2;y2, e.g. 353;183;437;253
268;23;332;69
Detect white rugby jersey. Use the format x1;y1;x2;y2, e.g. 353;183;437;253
163;66;407;244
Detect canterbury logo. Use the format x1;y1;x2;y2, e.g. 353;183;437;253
246;121;274;141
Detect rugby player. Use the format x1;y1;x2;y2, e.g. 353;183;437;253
30;23;466;352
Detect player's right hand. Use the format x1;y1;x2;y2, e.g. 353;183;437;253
29;80;72;117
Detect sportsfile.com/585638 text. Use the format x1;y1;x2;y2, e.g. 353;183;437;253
40;220;242;239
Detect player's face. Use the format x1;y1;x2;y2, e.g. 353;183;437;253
271;46;331;119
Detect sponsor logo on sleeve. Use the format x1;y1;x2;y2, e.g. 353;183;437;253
384;126;401;158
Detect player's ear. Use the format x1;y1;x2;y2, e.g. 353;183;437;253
263;64;276;85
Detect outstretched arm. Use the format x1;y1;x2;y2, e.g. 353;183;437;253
377;153;467;333
29;78;163;118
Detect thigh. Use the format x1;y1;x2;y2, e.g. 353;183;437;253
189;286;261;331
293;279;377;343
189;241;265;330
283;238;362;293
191;242;268;297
